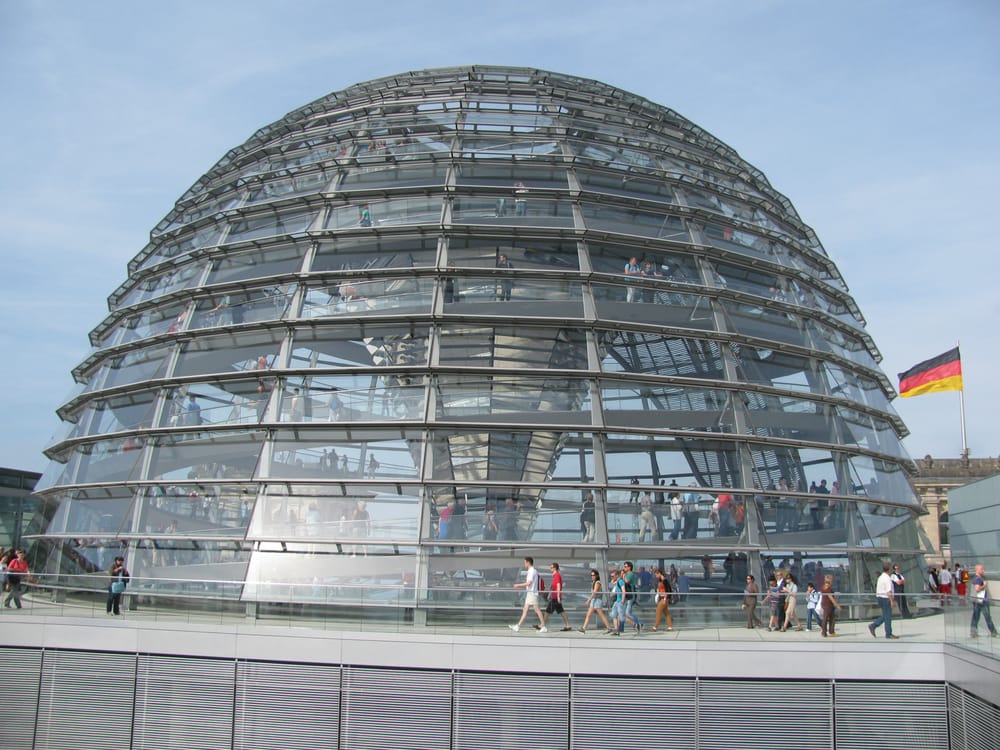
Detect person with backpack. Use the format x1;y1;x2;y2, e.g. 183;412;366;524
3;549;30;609
619;561;644;635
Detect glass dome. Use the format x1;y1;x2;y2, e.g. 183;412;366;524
32;66;925;614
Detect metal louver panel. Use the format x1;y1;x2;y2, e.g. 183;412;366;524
571;675;697;750
835;681;948;750
0;647;41;750
455;672;568;750
699;679;833;750
133;654;235;750
235;660;341;750
342;666;452;750
35;649;136;750
948;684;1000;750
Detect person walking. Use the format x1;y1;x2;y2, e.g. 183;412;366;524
107;556;130;616
620;561;644;635
781;573;803;631
651;568;674;632
541;562;573;632
868;562;899;639
579;569;611;634
969;564;998;638
890;564;913;619
820;574;842;638
509;557;547;633
804;583;821;631
3;549;29;609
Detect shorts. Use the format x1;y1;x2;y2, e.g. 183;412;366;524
588;600;604;611
545;599;565;615
525;592;540;607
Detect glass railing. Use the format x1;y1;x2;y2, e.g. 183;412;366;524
5;572;995;655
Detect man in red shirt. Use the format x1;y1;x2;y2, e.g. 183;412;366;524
542;562;573;631
4;549;30;609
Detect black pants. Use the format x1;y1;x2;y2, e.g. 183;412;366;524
107;587;123;615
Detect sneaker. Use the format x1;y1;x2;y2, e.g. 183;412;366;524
887;634;900;640
508;624;520;632
538;626;548;633
635;623;642;635
578;628;587;634
868;624;876;638
609;631;620;636
667;626;673;631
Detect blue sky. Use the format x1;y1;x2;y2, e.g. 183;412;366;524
1;1;997;472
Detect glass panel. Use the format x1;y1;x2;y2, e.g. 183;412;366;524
589;242;699;280
248;484;420;542
310;234;439;272
568;138;658;171
129;539;251;594
53;436;147;486
289;325;430;370
301;277;434;318
226;209;315;244
845;454;919;506
104;299;189;347
189;284;296;329
278;375;425;423
426;485;592;545
443;275;583;311
339;162;448;191
82;344;173;395
452;196;573;228
147;429;266;482
74;389;160;437
454;162;568;190
136;483;256;536
244;170;333;205
592;282;716;330
325;197;442;229
439;325;588;370
173;330;284;378
243;550;417;605
601;381;733;432
46;488;136;535
436;375;592;422
205;243;306;285
266;429;421;481
447;236;580;271
428;430;592;485
580;202;690;241
117;261;205;309
459;137;561;158
577;169;677;205
160;380;271;428
141;225;223;269
598;331;726;379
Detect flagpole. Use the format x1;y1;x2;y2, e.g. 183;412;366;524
958;341;968;459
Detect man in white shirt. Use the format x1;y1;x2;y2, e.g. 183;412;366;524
938;565;953;605
868;562;899;639
509;556;547;633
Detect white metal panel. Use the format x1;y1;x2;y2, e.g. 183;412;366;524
699;678;833;750
454;671;568;750
835;681;948;750
0;647;41;750
133;654;235;750
235;660;341;750
35;649;136;750
341;666;453;750
571;675;698;750
948;684;1000;750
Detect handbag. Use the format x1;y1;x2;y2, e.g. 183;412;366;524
111;573;126;595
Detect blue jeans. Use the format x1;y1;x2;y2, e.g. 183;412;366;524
806;608;819;630
971;600;996;634
871;597;893;637
618;599;643;632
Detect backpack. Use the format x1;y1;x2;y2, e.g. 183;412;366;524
622;575;635;602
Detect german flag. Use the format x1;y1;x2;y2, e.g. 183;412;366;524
898;347;963;398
